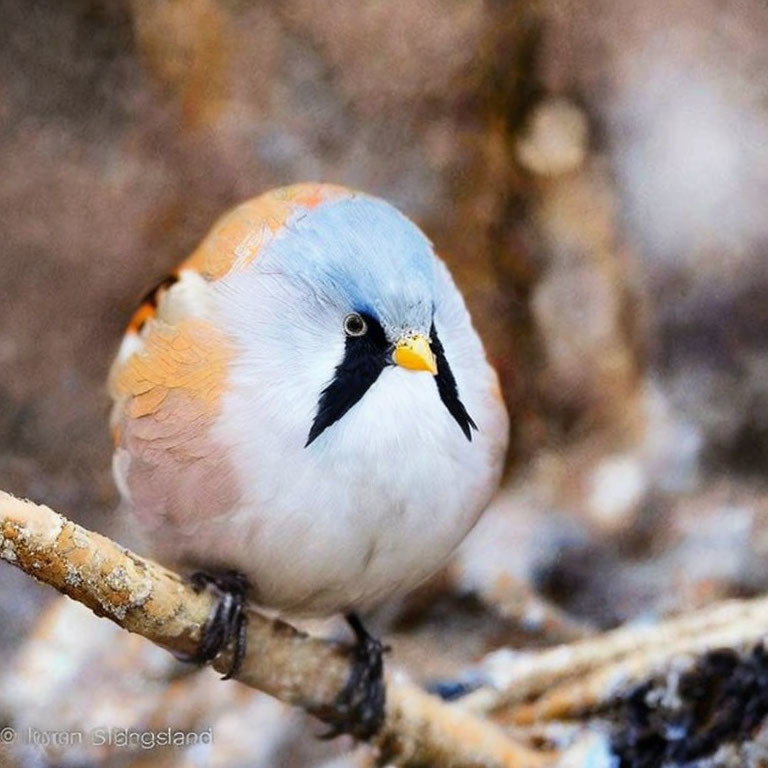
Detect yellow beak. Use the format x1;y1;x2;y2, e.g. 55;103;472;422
393;333;438;375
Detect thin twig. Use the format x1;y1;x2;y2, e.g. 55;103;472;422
458;596;768;722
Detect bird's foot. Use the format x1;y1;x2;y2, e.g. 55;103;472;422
185;569;249;680
319;613;388;741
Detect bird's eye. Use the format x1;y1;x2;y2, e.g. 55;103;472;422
343;313;368;337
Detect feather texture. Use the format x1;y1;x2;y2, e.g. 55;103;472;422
109;184;509;615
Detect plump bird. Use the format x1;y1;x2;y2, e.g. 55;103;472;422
109;183;508;736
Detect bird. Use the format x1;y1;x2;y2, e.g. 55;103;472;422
108;182;509;737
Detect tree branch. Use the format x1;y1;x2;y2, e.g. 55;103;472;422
452;593;768;729
0;490;548;768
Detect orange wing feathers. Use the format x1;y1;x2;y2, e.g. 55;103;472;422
108;183;354;526
111;183;353;442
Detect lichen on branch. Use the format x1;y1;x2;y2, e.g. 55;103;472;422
0;490;547;768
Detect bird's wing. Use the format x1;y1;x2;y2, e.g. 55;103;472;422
108;182;351;532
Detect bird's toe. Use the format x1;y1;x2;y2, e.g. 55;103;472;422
318;613;387;741
184;569;250;680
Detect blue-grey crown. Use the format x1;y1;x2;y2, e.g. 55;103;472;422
262;195;437;338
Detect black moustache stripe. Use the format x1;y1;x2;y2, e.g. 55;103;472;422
305;316;477;446
305;313;389;446
430;323;477;441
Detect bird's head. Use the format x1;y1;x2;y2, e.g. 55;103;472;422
214;186;477;448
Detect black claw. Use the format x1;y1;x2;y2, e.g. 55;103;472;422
317;613;387;741
185;570;249;680
222;606;248;681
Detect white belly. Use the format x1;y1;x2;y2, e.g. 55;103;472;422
142;363;505;616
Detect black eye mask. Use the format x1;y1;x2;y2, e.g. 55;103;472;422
306;315;476;446
306;313;389;446
429;322;477;441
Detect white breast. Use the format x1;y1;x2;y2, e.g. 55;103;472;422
192;259;509;616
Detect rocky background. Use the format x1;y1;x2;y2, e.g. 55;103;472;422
1;1;768;766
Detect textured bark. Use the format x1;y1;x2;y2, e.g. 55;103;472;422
456;594;768;729
0;490;547;768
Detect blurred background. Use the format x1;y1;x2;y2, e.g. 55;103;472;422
1;0;768;766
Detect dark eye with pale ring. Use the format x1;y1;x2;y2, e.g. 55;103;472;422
343;313;368;337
